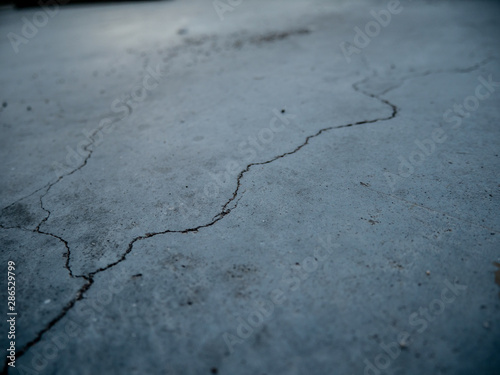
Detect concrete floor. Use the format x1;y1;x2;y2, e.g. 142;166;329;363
1;0;499;374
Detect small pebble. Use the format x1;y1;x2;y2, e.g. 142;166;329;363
426;270;430;275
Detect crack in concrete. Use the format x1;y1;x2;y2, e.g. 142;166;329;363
0;118;128;375
0;26;313;217
0;112;126;236
1;183;50;216
377;57;494;96
2;75;397;374
35;194;77;279
213;91;397;222
2;118;112;212
2;58;491;374
3;276;93;375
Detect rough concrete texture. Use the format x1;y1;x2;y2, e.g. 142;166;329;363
1;0;499;374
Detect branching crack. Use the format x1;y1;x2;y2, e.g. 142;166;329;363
1;58;492;374
2;76;396;375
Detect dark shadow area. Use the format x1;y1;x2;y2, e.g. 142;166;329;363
0;0;162;9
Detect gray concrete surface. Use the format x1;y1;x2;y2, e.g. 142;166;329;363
1;0;499;374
